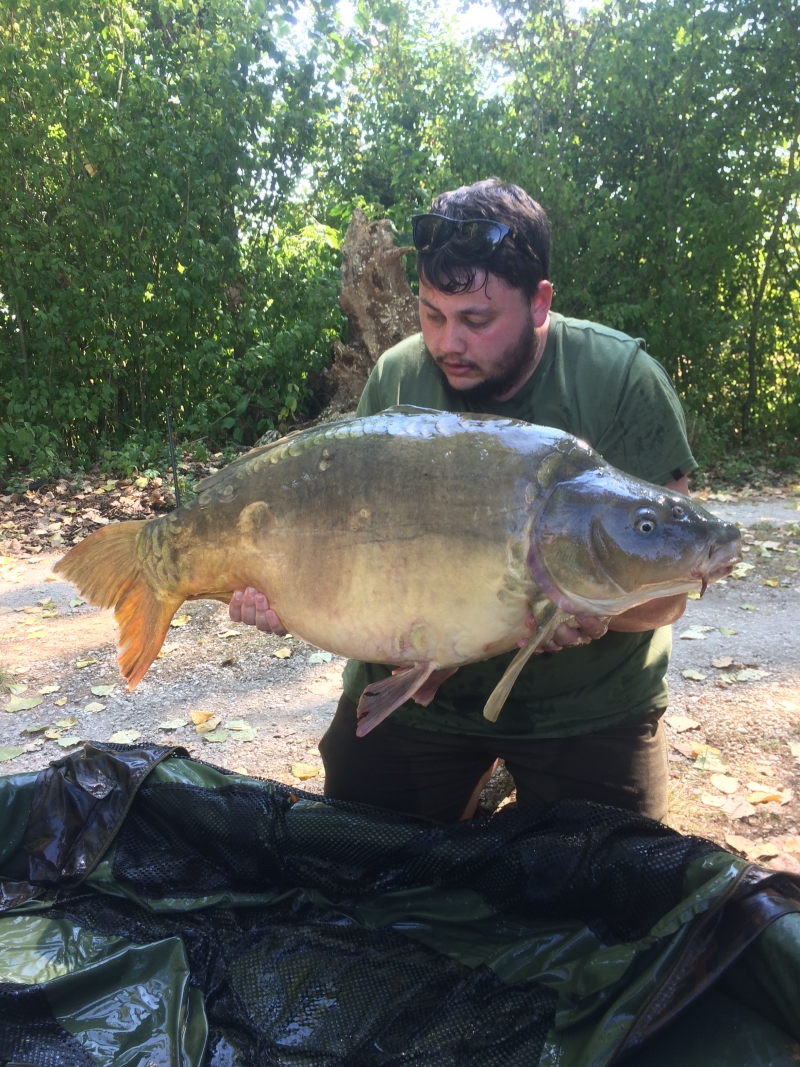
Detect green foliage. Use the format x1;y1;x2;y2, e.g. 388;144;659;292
0;0;343;480
1;0;798;482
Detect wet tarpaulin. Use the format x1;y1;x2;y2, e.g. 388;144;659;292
1;743;799;1066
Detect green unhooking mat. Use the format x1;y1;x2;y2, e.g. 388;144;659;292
1;743;800;1066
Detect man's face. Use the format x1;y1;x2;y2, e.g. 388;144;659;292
418;272;553;401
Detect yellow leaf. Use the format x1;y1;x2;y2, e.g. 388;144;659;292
134;477;148;488
291;763;320;780
55;716;78;728
746;791;784;805
195;715;221;734
681;669;707;681
37;598;54;609
54;697;68;707
6;696;42;712
91;684;116;696
75;658;98;669
38;685;59;694
217;630;241;639
83;702;106;713
170;615;190;627
43;729;61;740
273;647;292;658
190;710;215;725
762;577;780;588
711;656;734;669
690;741;720;757
687;590;702;600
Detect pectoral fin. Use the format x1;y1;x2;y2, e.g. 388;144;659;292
482;605;570;723
356;662;439;736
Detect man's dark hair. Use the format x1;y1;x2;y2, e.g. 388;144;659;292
417;178;550;297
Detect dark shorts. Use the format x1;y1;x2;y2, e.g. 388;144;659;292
319;695;669;824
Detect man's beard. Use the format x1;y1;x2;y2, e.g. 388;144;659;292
436;318;540;403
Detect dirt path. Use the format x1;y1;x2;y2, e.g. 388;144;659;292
2;485;799;871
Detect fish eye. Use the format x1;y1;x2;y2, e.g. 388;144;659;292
634;509;658;534
672;505;685;519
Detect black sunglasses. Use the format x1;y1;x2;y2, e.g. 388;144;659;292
411;213;541;265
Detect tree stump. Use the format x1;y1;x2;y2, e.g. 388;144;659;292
328;210;419;408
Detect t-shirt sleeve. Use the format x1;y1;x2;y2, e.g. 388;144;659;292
592;349;697;486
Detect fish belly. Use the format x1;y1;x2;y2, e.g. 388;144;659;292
256;532;534;666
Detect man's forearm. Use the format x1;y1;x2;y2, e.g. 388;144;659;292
607;593;687;633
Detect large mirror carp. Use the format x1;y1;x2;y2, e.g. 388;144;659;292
54;407;741;734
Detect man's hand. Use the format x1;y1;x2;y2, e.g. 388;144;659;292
229;587;287;635
518;613;611;653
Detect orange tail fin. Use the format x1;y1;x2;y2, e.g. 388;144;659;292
53;521;183;690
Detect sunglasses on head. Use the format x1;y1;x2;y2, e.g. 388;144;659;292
411;213;541;265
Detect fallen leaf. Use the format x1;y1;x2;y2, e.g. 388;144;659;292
730;562;754;579
228;725;257;742
38;685;59;694
91;684;116;697
719;627;738;636
27;628;47;638
83;702;106;713
54;697;68;707
681;669;707;681
69;597;85;607
158;719;188;730
734;669;766;682
739;603;756;611
700;793;726;808
789;742;800;759
134;476;148;488
55;717;77;728
217;629;241;639
669;740;694;758
786;565;799;573
711;656;734;669
694;752;728;772
37;597;54;609
763;577;780;588
0;746;23;762
6;696;42;713
782;836;800;854
43;729;61;740
156;645;178;659
170;615;190;627
57;736;82;748
195;715;221;734
746;790;785;805
190;710;215;725
22;606;39;614
722;797;756;819
203;729;229;743
7;683;28;694
746;840;780;862
273;647;292;659
664;714;701;732
710;773;739;794
308;651;333;663
691;741;720;756
687;590;702;600
725;834;752;854
41;609;58;618
291;762;320;780
21;725;48;734
75;659;97;669
680;626;714;640
108;729;141;744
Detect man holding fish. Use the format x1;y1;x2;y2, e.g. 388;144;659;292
229;179;714;824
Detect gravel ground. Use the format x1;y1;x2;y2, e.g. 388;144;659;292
1;485;799;867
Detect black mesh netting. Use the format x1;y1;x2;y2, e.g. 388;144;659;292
112;779;718;943
52;889;557;1066
0;983;97;1067
8;758;725;1066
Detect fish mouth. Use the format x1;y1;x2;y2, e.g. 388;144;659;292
691;538;742;593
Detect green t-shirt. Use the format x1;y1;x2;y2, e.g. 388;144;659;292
342;312;698;738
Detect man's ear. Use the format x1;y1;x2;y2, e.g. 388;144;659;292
531;281;553;328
